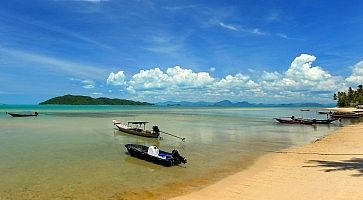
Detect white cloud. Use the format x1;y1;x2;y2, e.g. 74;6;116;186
251;28;267;36
219;22;238;31
276;33;290;39
214;74;257;89
83;84;95;89
0;47;106;80
166;66;214;88
92;92;103;95
346;61;363;84
107;71;126;86
69;78;95;89
127;68;169;91
261;71;280;81
127;66;214;92
54;0;109;2
283;54;342;91
209;67;216;72
105;54;354;103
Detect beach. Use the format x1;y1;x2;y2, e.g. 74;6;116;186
172;121;363;200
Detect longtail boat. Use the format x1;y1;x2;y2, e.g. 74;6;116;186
125;144;187;167
274;117;314;125
330;112;361;118
6;112;38;117
113;120;160;138
274;117;340;124
311;118;340;124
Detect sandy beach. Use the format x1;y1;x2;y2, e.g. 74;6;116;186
172;121;363;200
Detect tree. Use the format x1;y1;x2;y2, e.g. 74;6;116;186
334;85;363;107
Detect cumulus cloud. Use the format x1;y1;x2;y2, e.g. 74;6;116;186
346;61;363;84
214;74;257;89
127;66;214;92
261;71;280;81
107;71;126;86
105;54;356;102
258;54;343;96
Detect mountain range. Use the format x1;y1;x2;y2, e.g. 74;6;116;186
156;100;335;107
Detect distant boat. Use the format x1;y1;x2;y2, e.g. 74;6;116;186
274;117;314;125
125;144;187;167
274;117;339;125
330;112;361;119
113;120;160;138
300;109;310;111
6;112;38;117
311;118;340;124
318;111;332;115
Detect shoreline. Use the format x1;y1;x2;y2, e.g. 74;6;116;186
171;121;363;200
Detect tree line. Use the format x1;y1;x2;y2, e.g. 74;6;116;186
334;85;363;107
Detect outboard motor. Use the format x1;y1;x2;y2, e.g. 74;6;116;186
172;150;187;164
152;125;160;133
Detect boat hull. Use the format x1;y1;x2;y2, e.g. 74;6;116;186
330;113;361;118
125;144;185;167
311;118;340;124
274;118;313;125
6;112;38;117
115;124;159;138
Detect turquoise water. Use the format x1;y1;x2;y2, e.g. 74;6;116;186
0;105;345;199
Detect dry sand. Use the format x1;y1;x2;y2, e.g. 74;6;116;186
171;122;363;200
325;107;363;112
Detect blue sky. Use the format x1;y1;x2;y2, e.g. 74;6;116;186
1;0;363;104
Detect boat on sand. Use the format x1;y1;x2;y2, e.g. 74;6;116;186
125;144;187;167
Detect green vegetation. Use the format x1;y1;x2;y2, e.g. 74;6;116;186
39;95;153;105
334;85;363;107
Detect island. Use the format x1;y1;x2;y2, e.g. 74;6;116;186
39;95;153;105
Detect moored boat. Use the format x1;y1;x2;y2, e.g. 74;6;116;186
113;120;160;138
125;144;187;167
274;117;314;125
311;118;340;124
6;112;38;117
274;117;340;125
330;112;361;118
318;111;332;115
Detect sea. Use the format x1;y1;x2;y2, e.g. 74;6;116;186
0;105;354;199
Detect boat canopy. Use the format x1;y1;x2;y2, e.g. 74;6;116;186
128;121;149;124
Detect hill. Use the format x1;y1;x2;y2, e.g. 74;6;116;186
39;95;153;105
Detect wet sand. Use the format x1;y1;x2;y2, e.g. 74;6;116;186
172;122;363;200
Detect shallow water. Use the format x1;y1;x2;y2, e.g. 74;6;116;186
0;105;346;199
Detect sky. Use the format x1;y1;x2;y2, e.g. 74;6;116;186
1;0;363;104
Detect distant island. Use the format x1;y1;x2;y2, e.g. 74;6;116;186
39;95;153;105
157;100;334;107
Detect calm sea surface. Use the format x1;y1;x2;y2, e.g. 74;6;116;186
0;105;349;199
